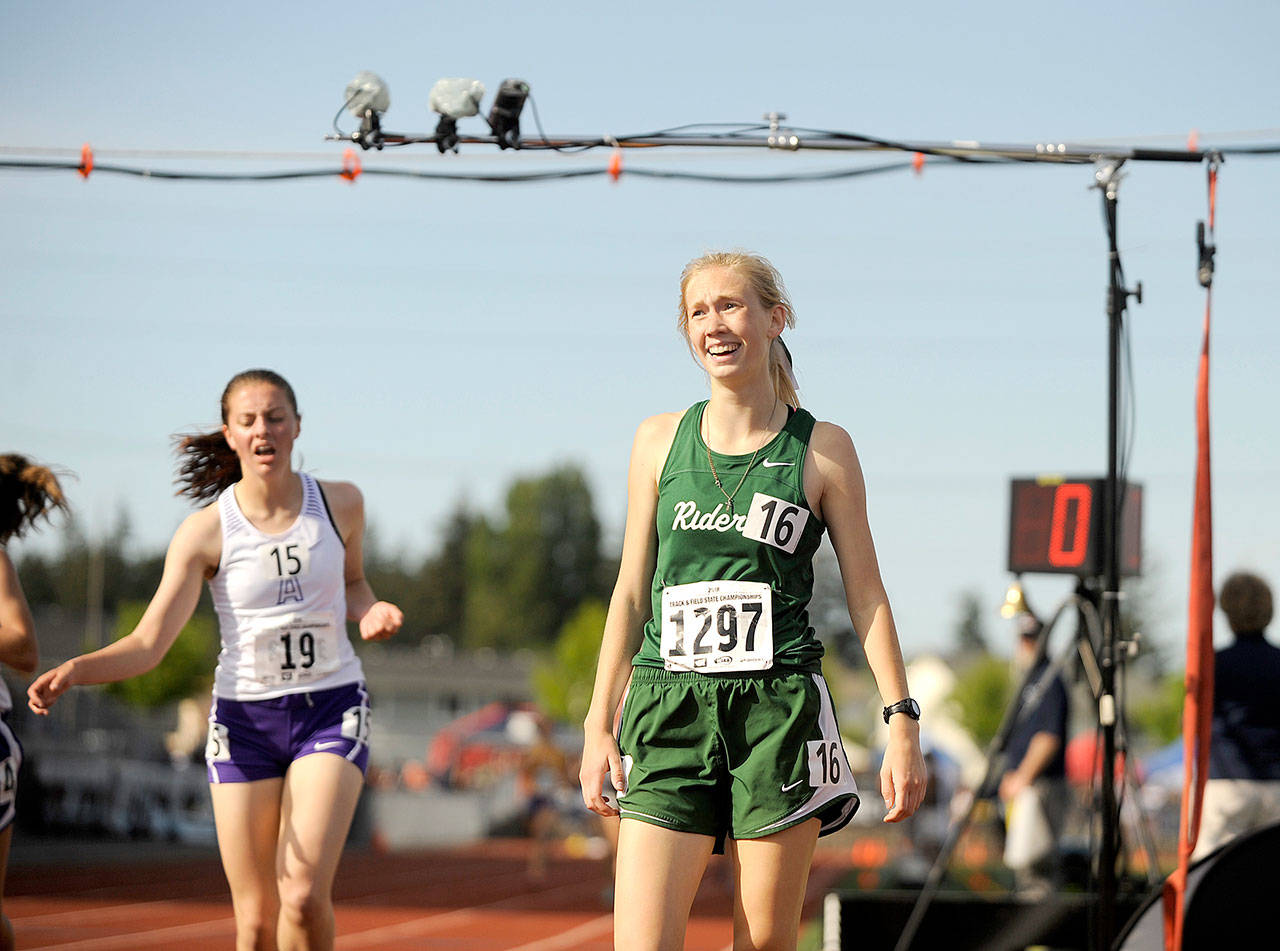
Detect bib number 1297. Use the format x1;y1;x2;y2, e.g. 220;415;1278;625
660;580;773;672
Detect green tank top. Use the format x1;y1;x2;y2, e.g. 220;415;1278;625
634;401;827;672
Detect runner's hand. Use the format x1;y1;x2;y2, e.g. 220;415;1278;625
580;728;624;817
28;660;77;715
359;601;403;641
881;720;927;822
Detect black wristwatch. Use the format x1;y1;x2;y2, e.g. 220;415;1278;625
882;698;921;724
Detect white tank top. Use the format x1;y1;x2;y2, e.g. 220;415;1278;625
209;473;363;700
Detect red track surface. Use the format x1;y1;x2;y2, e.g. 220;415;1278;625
10;838;843;949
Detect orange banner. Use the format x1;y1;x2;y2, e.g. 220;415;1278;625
1163;164;1217;949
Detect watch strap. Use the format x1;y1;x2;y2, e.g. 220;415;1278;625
882;698;921;724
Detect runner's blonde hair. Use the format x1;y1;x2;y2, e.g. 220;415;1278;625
678;251;799;408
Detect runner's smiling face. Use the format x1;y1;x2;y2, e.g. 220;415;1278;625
222;382;301;478
682;265;785;383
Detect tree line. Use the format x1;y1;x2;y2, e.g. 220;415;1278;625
14;464;616;709
15;464;1184;745
17;464;613;654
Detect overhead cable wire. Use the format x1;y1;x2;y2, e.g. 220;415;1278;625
2;118;1277;187
0;156;918;185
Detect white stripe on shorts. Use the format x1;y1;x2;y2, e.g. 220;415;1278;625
752;672;859;836
346;682;370;763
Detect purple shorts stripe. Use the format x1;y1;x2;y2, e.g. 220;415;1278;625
206;682;371;784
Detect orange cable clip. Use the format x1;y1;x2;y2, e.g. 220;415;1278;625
1187;129;1199;152
340;148;362;183
78;143;93;179
912;151;925;176
608;147;623;183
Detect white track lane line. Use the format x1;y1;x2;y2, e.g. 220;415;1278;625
25;915;234;951
14;895;225;927
336;877;602;949
504;913;614;951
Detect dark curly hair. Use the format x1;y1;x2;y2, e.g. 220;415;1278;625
0;454;70;543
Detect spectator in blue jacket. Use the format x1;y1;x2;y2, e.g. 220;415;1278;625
1194;571;1280;859
999;611;1069;895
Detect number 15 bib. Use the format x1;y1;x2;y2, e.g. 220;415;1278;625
660;580;773;673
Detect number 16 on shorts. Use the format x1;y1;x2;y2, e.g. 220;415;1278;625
807;738;847;788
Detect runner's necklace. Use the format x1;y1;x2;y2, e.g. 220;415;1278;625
704;400;779;516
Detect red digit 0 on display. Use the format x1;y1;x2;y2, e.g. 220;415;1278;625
1047;483;1092;567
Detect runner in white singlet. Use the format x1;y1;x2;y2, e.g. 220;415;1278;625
28;370;402;951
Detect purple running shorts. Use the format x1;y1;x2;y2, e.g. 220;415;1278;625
206;681;370;783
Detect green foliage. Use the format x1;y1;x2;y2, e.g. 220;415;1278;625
413;507;474;641
463;518;509;649
1130;671;1185;746
809;544;862;668
533;599;608;726
954;590;989;657
464;466;606;650
18;464;611;661
17;508;166;614
104;601;217;709
948;654;1014;749
357;507;478;648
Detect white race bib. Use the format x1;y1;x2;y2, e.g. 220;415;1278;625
660;580;773;673
251;612;341;687
741;492;810;555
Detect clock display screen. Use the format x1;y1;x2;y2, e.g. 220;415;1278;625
1007;478;1142;577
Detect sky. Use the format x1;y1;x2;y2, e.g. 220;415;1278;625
3;0;1278;658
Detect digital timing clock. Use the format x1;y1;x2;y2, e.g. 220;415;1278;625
1007;477;1143;577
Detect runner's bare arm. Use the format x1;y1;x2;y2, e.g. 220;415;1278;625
0;550;39;674
324;479;402;642
809;421;926;822
27;506;220;714
580;413;677;815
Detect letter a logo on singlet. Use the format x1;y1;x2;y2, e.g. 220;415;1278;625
277;578;305;605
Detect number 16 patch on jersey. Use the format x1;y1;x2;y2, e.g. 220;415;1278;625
740;492;810;554
661;580;773;672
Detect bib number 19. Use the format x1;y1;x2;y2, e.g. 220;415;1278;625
253;613;339;686
279;630;315;673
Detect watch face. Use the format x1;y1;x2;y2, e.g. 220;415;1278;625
884;699;921;723
880;701;921;721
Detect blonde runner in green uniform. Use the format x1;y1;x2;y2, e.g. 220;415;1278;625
580;251;927;951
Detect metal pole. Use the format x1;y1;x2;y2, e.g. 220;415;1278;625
892;594;1097;951
1094;159;1139;950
